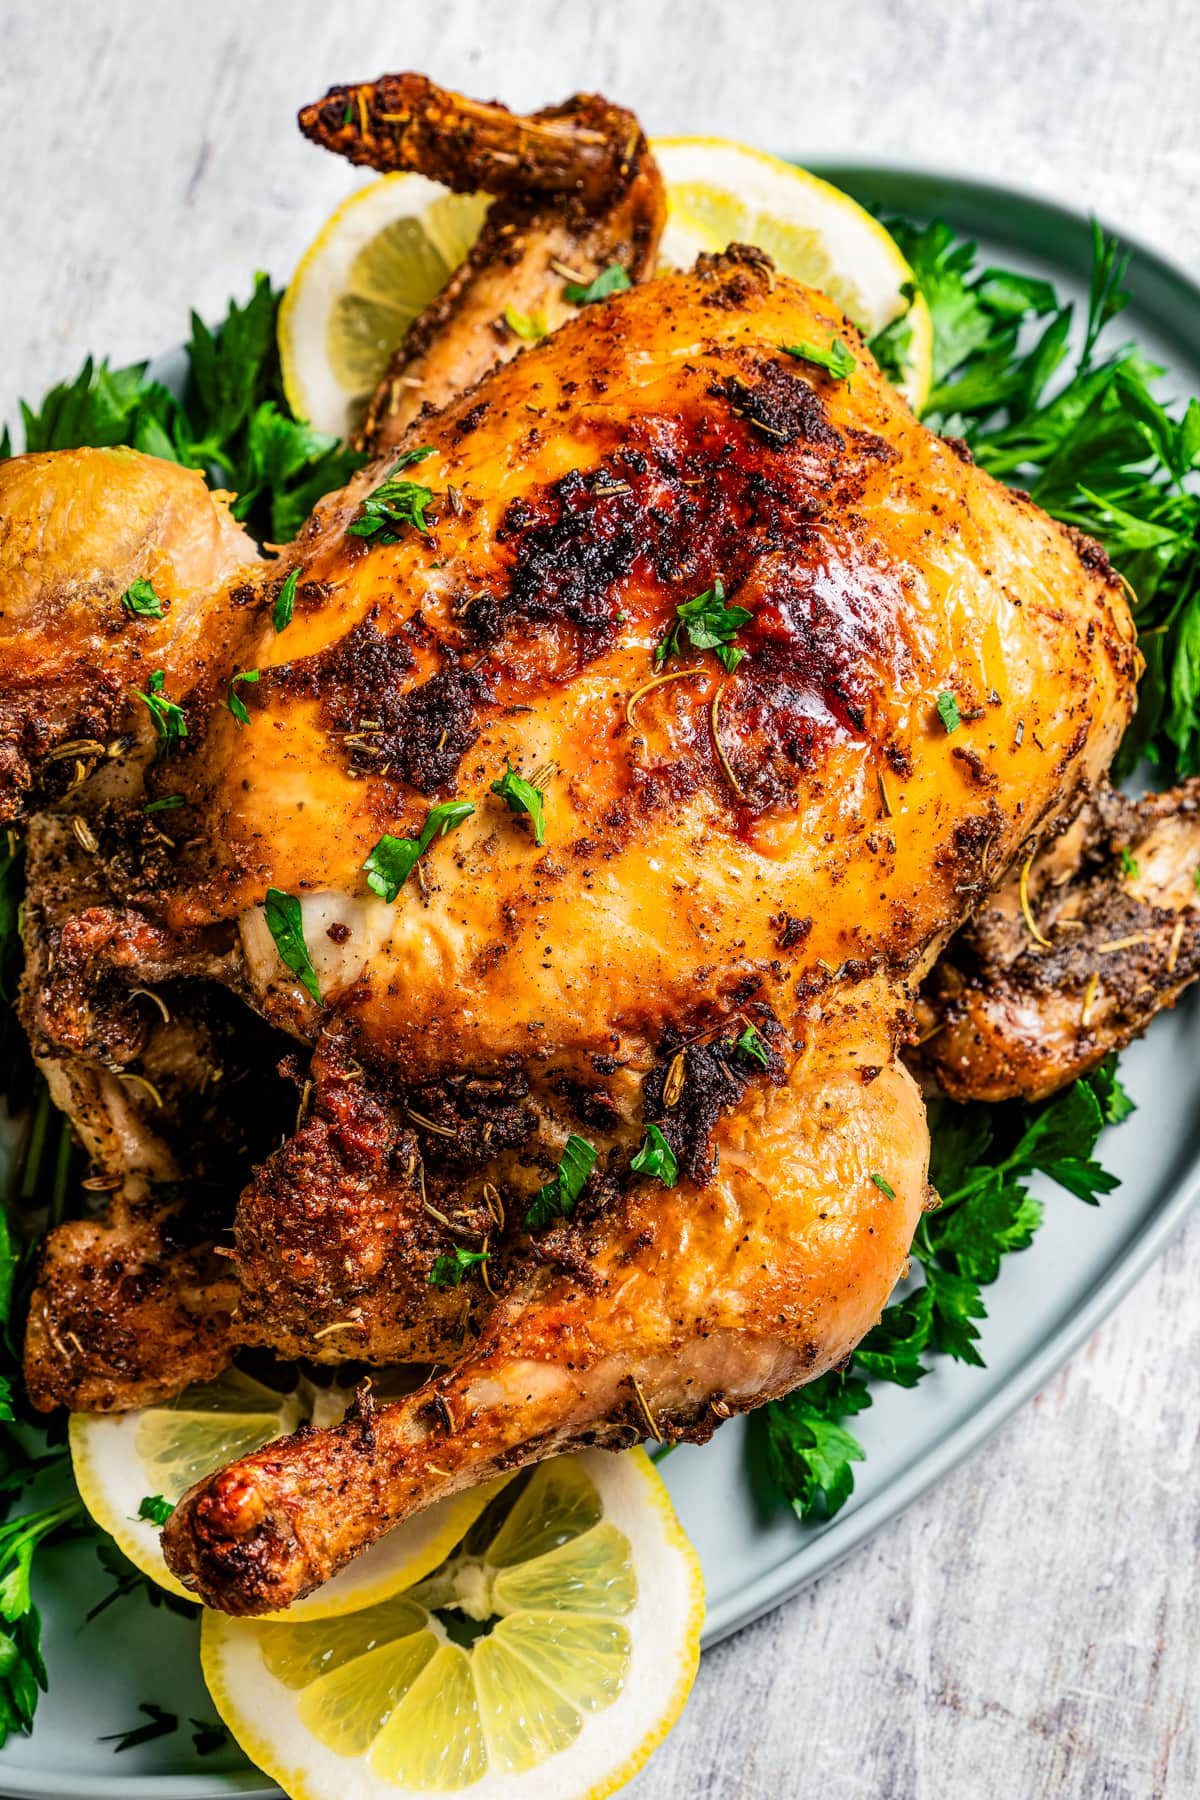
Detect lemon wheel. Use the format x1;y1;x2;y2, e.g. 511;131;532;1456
69;1368;509;1622
201;1448;704;1800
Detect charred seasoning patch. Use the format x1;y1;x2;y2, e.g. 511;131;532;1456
709;359;844;451
641;1010;786;1183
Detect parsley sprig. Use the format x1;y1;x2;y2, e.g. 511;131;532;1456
428;1246;490;1289
119;579;164;620
762;1061;1130;1517
564;264;631;305
262;888;321;1004
10;274;365;542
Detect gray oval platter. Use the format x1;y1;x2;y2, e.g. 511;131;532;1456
3;165;1199;1797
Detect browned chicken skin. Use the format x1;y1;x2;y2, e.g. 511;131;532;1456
299;74;665;451
0;71;1181;1618
921;779;1200;1101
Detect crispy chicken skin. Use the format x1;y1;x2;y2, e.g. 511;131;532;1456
0;71;1160;1615
299;74;665;452
921;780;1200;1101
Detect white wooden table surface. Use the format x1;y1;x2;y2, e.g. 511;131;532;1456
3;2;1200;1794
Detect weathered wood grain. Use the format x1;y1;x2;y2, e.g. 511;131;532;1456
2;3;1199;1794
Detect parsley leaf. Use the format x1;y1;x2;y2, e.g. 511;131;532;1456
347;447;436;542
869;1171;896;1199
119;579;164;620
224;668;259;727
656;577;752;674
524;1135;598;1231
144;794;184;814
428;1246;490;1289
503;305;547;341
132;670;187;753
783;337;856;380
854;1287;933;1387
732;1023;770;1067
490;763;547;845
136;1495;174;1526
564;264;632;305
630;1122;678;1187
272;567;298;633
263;888;321;1003
85;1540;194;1627
363;800;475;902
936;690;962;733
100;1703;178;1753
761;1371;870;1518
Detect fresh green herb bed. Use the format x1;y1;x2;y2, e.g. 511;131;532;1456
1;215;1197;1741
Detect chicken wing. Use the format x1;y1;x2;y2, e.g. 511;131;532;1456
299;73;665;451
920;779;1200;1101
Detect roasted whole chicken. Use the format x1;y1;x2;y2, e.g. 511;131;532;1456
0;72;1186;1619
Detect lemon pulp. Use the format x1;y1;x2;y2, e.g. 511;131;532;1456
201;1447;704;1799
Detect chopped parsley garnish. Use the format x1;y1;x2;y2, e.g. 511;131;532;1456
100;1704;179;1753
133;670;187;752
119;578;164;619
503;304;547;341
224;668;259;726
1119;847;1139;878
190;1718;229;1756
272;567;298;633
490;763;548;844
347;446;436;542
733;1023;770;1066
870;1172;896;1199
655;577;752;675
144;794;184;814
428;1246;490;1289
936;690;962;733
564;264;632;305
524;1134;598;1230
263;887;321;1003
630;1122;678;1188
363;800;475;902
137;1494;174;1526
783;336;856;380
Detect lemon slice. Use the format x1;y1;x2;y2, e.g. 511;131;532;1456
70;1368;509;1622
201;1448;704;1799
280;140;929;440
280;173;489;436
653;137;932;409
